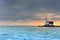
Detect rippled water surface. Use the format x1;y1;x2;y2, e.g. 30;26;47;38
0;26;60;40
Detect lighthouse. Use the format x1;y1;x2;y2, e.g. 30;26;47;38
38;15;54;27
44;16;54;27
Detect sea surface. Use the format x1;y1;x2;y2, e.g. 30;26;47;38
0;26;60;40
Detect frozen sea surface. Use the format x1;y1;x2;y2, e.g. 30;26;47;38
0;26;60;40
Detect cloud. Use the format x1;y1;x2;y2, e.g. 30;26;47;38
0;0;60;21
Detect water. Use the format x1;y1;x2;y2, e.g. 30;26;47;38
0;26;60;40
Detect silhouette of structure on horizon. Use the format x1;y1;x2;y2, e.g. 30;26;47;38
44;16;54;27
38;15;55;27
44;21;54;27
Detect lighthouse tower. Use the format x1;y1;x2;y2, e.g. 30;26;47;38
45;16;54;27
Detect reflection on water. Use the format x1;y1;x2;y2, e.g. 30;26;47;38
0;26;60;40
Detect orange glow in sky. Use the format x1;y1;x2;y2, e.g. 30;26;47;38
0;20;60;26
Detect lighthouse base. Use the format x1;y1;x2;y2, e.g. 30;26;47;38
44;25;54;27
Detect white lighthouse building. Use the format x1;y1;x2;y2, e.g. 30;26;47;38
45;16;54;27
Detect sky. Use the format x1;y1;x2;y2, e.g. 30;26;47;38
0;0;60;26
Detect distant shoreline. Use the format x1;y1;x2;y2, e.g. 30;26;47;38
38;25;60;27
